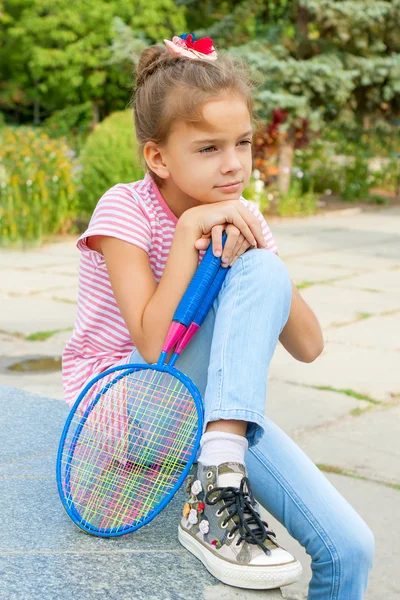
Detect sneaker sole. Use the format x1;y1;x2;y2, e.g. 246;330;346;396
178;526;302;590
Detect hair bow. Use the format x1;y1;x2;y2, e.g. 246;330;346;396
163;33;217;61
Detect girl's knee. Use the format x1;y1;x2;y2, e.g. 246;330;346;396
239;248;291;292
240;247;285;273
343;522;375;570
317;519;375;574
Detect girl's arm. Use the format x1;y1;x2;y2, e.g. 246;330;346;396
97;219;202;365
278;280;324;363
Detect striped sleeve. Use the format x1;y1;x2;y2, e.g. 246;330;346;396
240;198;278;255
77;184;152;254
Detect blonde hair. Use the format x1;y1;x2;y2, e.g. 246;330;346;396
130;44;259;189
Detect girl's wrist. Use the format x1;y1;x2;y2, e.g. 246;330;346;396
176;210;201;239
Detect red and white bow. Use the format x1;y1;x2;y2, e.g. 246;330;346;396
163;34;217;61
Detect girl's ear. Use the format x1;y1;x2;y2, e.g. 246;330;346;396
143;141;170;180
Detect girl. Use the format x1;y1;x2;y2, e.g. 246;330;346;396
62;34;374;597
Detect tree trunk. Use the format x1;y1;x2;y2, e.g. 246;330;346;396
33;79;40;125
362;115;371;131
396;157;400;199
91;101;100;129
33;99;40;125
296;2;312;59
277;139;295;196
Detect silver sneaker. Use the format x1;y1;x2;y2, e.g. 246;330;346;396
178;461;302;590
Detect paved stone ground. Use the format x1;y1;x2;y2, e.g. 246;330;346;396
1;206;399;599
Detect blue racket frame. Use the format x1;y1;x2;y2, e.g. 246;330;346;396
56;233;229;537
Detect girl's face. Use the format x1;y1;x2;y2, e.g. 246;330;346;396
145;95;254;214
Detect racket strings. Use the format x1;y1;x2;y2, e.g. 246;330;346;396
61;368;198;533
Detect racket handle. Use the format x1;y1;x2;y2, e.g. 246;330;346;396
173;264;229;355
162;232;227;353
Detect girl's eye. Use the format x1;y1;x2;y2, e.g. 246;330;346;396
199;140;252;154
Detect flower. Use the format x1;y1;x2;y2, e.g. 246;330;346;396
182;503;191;518
190;480;202;496
197;502;205;513
210;538;222;549
163;33;217;61
199;519;209;535
188;508;198;525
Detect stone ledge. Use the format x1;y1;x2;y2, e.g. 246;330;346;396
0;385;283;599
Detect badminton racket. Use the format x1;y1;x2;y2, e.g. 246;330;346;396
56;233;229;537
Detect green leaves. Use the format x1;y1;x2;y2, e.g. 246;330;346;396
1;0;186;122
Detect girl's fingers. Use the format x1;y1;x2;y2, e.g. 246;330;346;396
194;237;211;250
236;205;266;248
221;224;240;267
230;212;259;247
229;236;252;266
227;233;245;264
211;225;225;257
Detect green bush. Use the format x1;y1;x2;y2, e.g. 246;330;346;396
242;175;271;212
42;102;93;155
0;126;78;248
294;138;399;201
276;179;318;217
79;110;144;216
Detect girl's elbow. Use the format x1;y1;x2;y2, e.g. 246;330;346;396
303;339;324;363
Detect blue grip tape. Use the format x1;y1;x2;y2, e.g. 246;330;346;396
193;264;229;327
173;232;227;325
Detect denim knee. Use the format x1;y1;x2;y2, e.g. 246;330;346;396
237;249;292;325
240;248;291;289
316;519;375;579
341;522;375;571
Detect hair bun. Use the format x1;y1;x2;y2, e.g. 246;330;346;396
136;45;169;87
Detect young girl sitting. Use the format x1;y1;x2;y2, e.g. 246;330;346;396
62;34;374;597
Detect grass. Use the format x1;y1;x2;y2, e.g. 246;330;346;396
0;328;25;339
311;385;380;404
317;463;400;491
25;327;72;341
349;405;376;417
330;312;373;328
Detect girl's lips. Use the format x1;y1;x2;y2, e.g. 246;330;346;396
216;181;242;192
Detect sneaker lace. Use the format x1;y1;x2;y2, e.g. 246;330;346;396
205;476;276;556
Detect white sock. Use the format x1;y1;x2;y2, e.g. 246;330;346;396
198;430;249;467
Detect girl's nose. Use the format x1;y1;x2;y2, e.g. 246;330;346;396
220;149;242;173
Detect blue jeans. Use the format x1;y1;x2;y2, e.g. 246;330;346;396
129;248;375;599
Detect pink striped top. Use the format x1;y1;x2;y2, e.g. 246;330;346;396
62;172;278;408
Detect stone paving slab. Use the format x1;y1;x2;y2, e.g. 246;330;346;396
270;341;399;402
271;207;400;234
0;330;71;357
332;267;400;295
297;284;399;329
282;262;357;287
0;253;77;269
324;313;400;351
0;386;283;600
37;239;83;258
286;249;400;272
2;385;396;600
266;380;370;436
0;296;77;335
0;270;77;294
292;402;400;486
1;207;399;599
37;264;79;277
263;472;400;600
0;371;64;401
38;288;79;304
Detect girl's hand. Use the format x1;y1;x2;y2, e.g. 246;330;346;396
194;224;255;267
179;200;266;261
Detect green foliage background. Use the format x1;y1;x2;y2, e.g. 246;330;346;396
1;0;400;240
